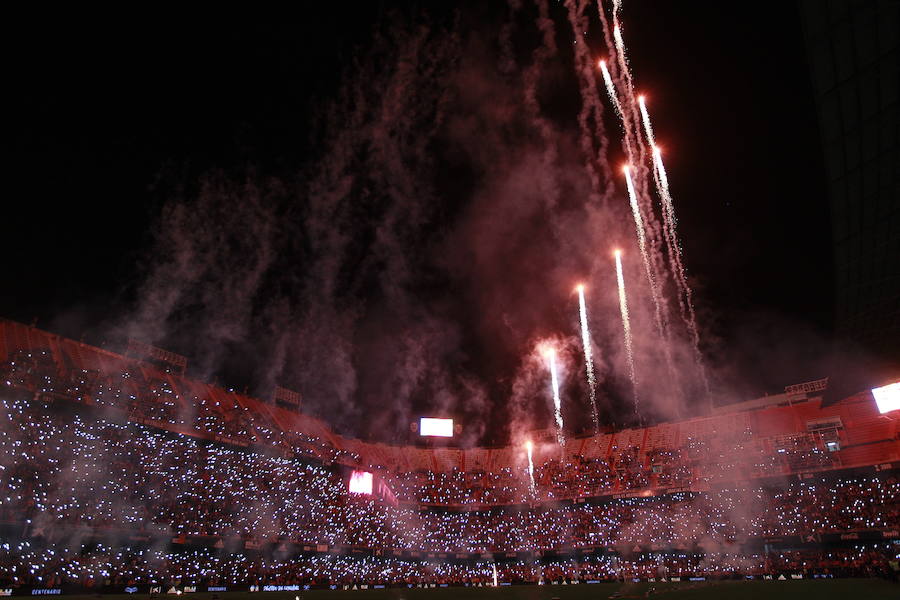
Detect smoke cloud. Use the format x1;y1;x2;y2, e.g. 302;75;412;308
95;3;831;446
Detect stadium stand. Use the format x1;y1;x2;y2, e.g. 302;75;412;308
0;318;898;590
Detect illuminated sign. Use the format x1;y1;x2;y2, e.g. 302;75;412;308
419;417;453;437
348;470;373;495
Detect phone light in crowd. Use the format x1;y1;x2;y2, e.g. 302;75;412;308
872;381;900;414
419;417;454;437
348;470;373;495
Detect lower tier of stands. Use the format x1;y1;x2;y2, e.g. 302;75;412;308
1;394;898;555
0;543;897;588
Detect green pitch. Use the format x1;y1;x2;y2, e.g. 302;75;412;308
70;579;898;600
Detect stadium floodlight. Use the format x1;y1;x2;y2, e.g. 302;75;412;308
419;417;454;437
871;382;900;414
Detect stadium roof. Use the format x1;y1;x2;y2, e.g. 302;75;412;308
801;0;900;365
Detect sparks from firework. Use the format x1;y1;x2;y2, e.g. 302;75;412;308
599;12;689;406
525;440;536;492
612;24;633;98
576;284;600;434
638;95;655;147
612;21;653;188
640;92;707;392
622;166;646;257
612;0;623;18
623;165;664;330
598;60;623;119
614;249;638;408
543;346;564;445
652;145;710;393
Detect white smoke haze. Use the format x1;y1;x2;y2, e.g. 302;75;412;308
84;1;837;455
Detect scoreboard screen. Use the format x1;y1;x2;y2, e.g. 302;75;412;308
419;417;454;437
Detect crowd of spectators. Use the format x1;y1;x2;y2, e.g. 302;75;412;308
0;395;897;555
2;349;358;467
2;351;898;587
3;348;840;510
0;543;895;587
373;434;836;505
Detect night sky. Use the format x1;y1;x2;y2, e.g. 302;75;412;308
4;4;834;444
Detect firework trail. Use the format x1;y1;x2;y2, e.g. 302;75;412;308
598;3;685;402
638;100;685;322
622;166;647;262
612;21;645;141
612;23;631;90
605;15;658;222
652;146;710;393
615;250;638;409
492;563;499;587
612;0;623;18
638;95;655;146
592;2;705;409
637;91;709;394
625;163;679;397
623;165;664;328
577;284;600;434
545;347;565;446
611;22;642;140
525;439;536;492
598;59;623;120
598;5;668;297
612;21;660;244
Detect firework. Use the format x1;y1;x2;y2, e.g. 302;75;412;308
577;284;600;433
612;20;651;165
623;165;660;309
638;95;655;147
622;166;645;249
652;146;710;393
599;59;623;119
612;23;634;98
652;146;686;296
615;249;638;407
525;440;536;492
612;0;623;18
545;347;564;445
